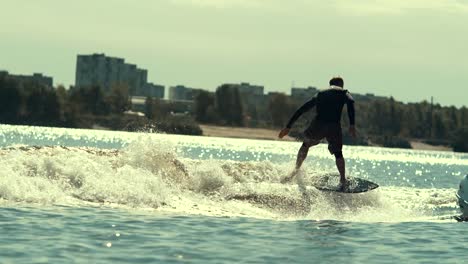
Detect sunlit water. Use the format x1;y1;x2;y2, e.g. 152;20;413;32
0;124;467;263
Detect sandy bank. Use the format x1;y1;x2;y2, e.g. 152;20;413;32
409;141;452;152
200;125;453;152
200;125;295;141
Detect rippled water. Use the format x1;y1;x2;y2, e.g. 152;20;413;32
0;125;467;263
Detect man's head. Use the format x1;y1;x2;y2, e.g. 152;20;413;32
329;77;344;88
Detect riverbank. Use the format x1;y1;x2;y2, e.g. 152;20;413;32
200;125;295;141
409;141;452;152
200;124;453;152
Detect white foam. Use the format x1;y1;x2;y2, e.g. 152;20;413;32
0;125;465;222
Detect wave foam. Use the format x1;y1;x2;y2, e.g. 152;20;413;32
0;141;460;222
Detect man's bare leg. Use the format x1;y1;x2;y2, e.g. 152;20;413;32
335;157;347;188
296;142;311;170
281;142;311;183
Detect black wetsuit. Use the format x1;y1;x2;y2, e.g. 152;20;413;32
285;87;355;155
286;87;355;129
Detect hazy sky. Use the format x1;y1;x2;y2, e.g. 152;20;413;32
1;0;467;106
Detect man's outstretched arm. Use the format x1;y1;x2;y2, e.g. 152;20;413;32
346;93;356;138
278;97;317;138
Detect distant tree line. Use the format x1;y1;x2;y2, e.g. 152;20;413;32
191;86;468;152
350;97;468;151
0;74;201;135
143;97;202;135
0;74;132;128
1;72;467;152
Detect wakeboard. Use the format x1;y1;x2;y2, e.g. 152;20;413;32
453;215;468;222
310;173;379;193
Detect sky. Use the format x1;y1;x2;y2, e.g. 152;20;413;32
1;0;467;107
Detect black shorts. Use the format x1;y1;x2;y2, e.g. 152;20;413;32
303;121;343;154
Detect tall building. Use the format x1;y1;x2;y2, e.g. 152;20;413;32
0;71;53;87
236;82;264;96
169;85;198;101
140;83;165;98
222;82;266;107
291;86;319;101
75;53;164;98
217;82;267;125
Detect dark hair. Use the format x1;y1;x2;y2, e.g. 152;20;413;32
329;77;344;88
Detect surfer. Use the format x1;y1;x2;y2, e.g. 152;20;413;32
278;77;356;189
455;175;468;222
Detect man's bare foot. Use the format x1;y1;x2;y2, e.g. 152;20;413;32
280;175;293;184
281;169;299;184
339;178;348;191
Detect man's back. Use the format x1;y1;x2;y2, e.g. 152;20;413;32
315;88;353;124
278;77;356;187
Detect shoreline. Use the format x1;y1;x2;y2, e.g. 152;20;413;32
199;124;295;142
200;124;453;152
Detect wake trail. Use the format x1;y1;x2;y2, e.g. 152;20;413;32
0;140;460;222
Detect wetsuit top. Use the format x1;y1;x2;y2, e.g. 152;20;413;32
286;86;355;128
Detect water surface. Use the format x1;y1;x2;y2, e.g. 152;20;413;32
0;125;467;263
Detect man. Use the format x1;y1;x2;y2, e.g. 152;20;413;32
278;77;356;188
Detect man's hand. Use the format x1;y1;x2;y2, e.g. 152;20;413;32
278;128;290;139
349;125;357;138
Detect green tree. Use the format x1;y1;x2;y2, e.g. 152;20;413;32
69;85;108;115
194;90;216;123
461;107;468;127
268;93;297;128
451;126;468;152
432;112;446;139
144;96;154;119
215;84;244;126
107;83;130;114
388;97;402;135
0;77;22;123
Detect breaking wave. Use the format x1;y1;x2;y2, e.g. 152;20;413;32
0;137;460;222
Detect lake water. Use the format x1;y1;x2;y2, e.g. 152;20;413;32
0;124;467;263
